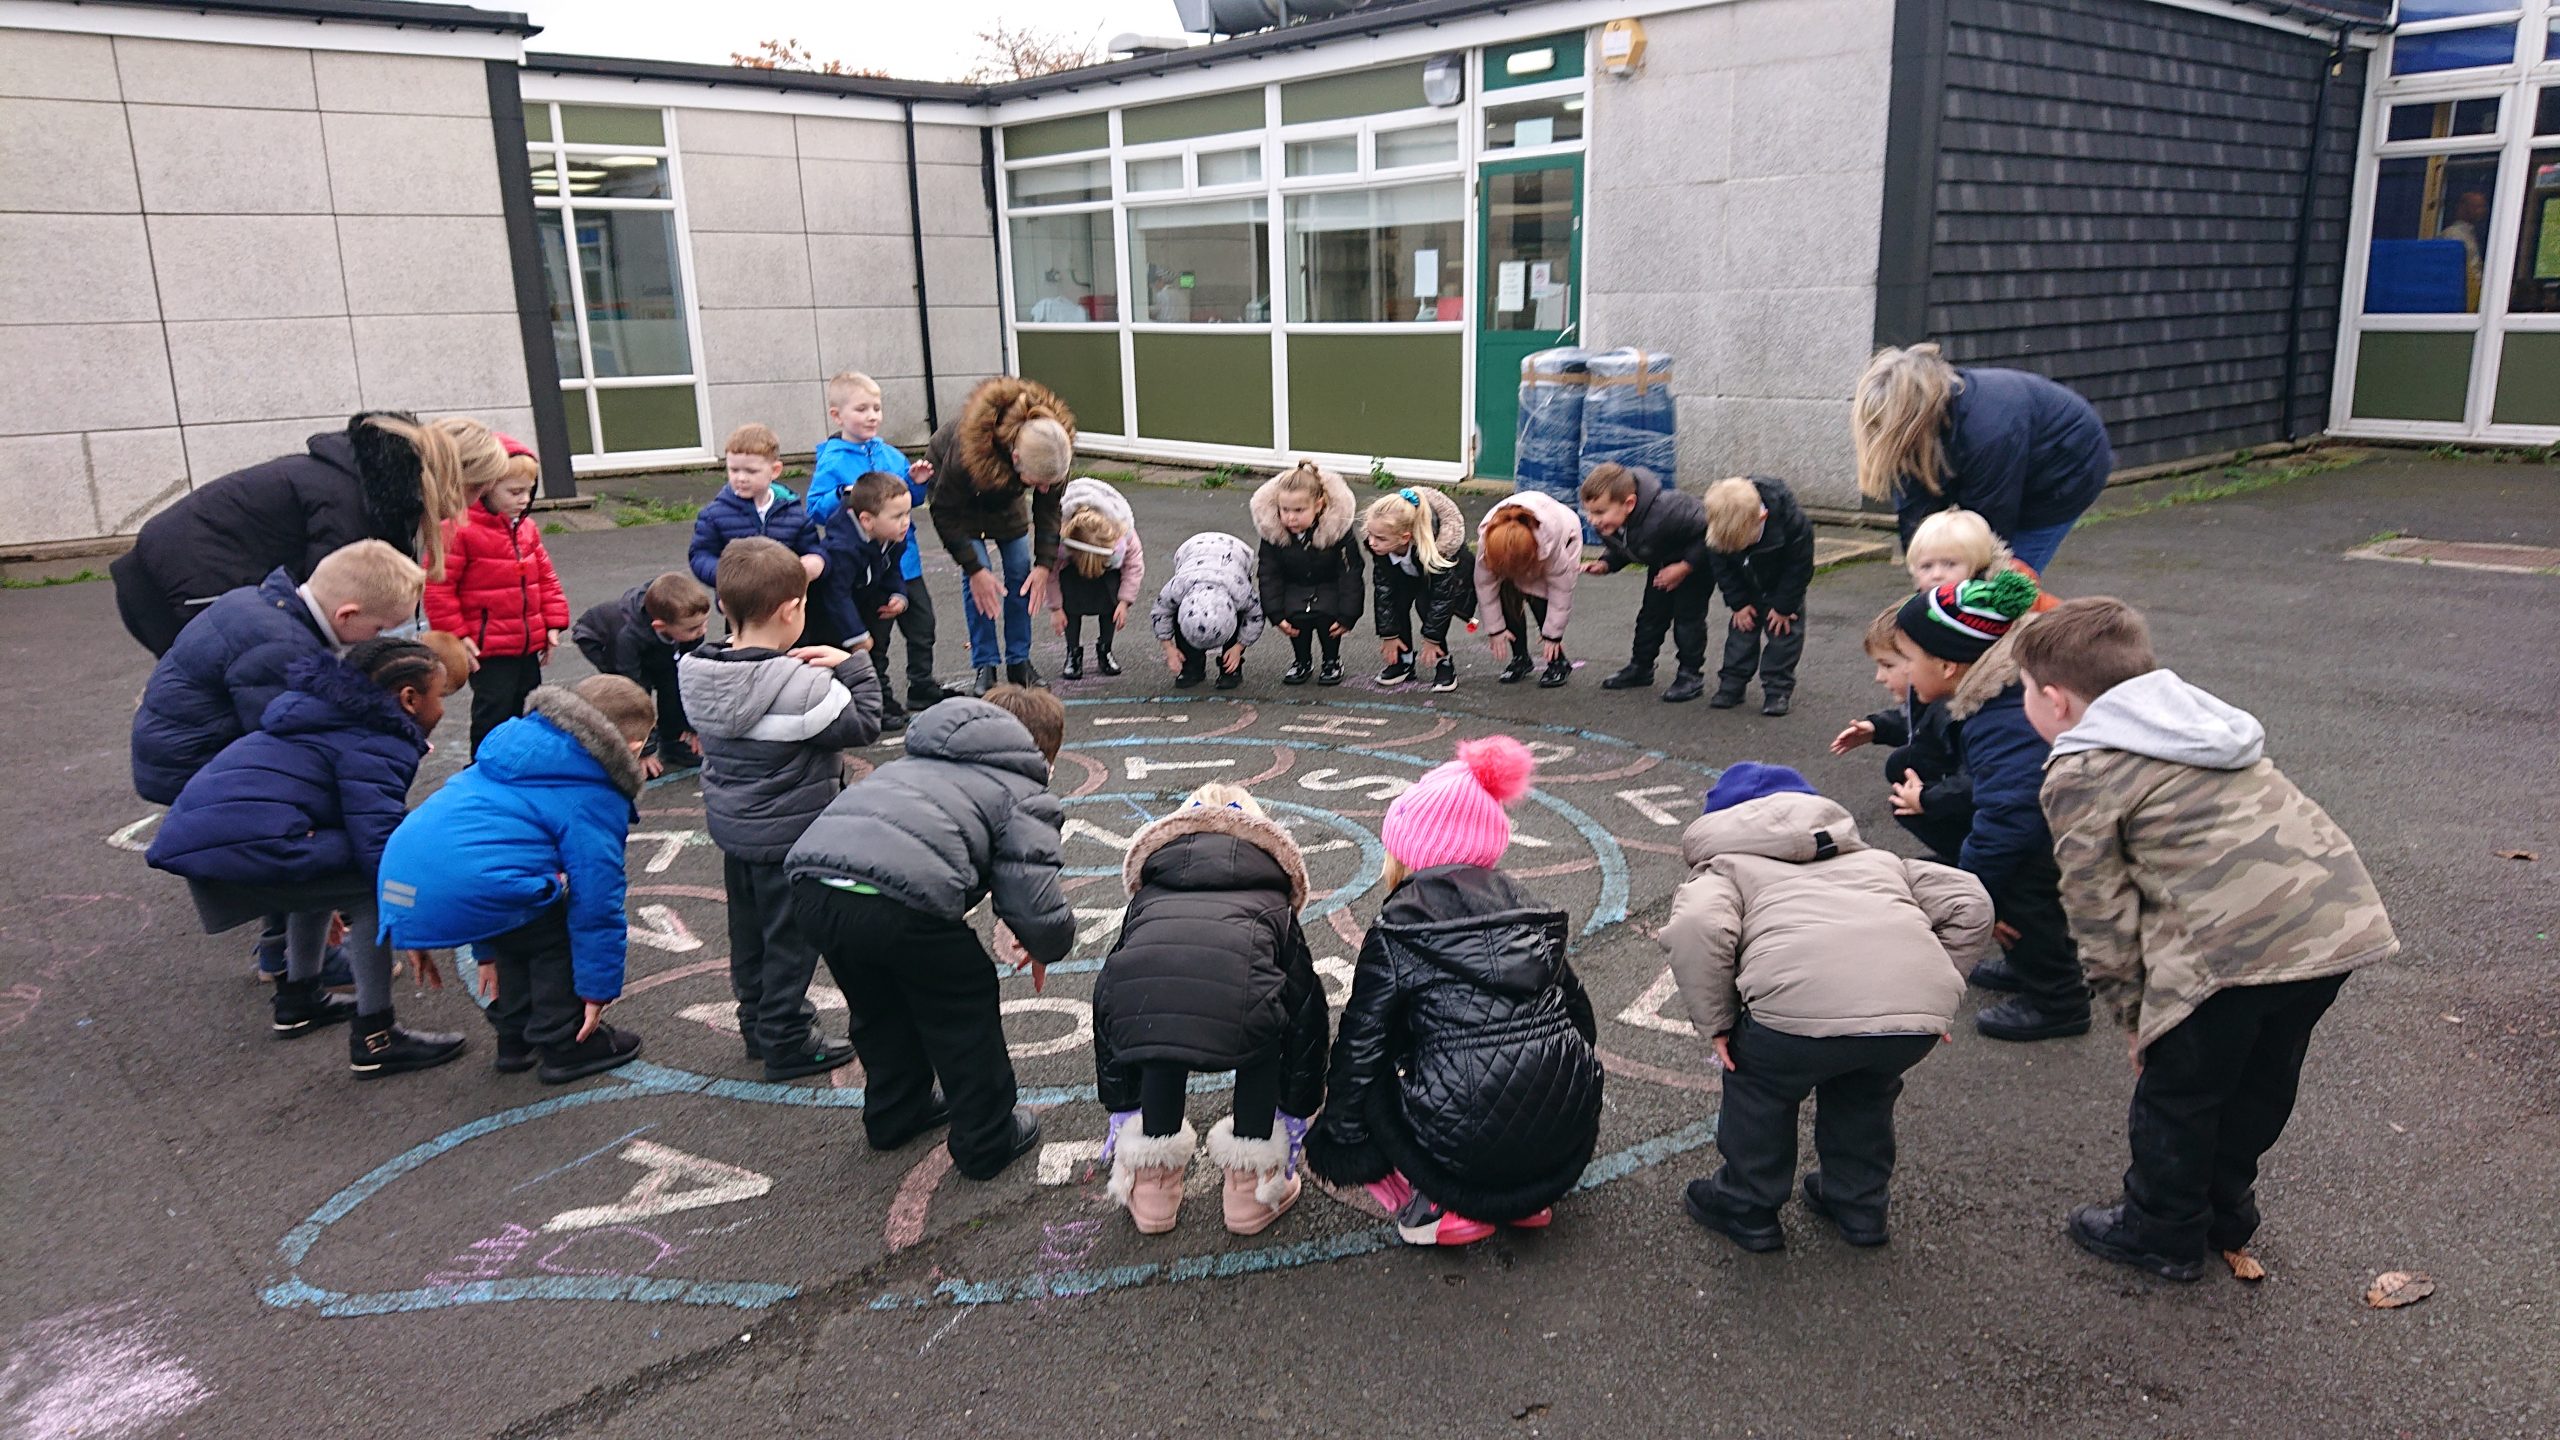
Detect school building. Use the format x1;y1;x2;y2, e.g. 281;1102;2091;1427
4;0;2550;553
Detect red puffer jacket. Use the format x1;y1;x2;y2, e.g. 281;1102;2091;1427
425;501;569;658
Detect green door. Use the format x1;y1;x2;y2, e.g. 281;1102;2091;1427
1473;153;1582;479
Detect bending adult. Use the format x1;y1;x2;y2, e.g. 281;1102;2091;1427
925;377;1075;694
1852;344;2113;574
112;412;494;656
1473;489;1584;689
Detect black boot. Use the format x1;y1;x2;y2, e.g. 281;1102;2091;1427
1683;1180;1784;1252
1095;644;1123;677
2067;1203;2203;1282
1968;956;2026;993
1061;647;1084;681
1316;659;1342;686
1175;655;1206;688
763;1035;858;1082
971;664;999;697
1499;652;1534;684
1539;652;1572;688
1974;995;2091;1042
349;1007;466;1079
1662;671;1708;704
1006;659;1042;689
1600;663;1655;691
538;1023;643;1084
273;976;358;1036
1760;692;1792;717
1215;660;1245;690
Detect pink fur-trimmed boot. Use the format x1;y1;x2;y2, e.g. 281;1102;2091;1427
1105;1114;1194;1235
1206;1115;1300;1236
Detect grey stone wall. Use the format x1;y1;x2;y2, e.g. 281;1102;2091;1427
1582;0;1893;508
0;29;531;548
673;107;999;456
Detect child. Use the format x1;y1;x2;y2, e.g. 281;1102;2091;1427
690;423;823;595
1306;738;1605;1246
377;674;656;1084
1579;463;1716;703
428;437;569;757
810;372;943;710
1250;461;1362;687
571;571;711;774
1660;763;1993;1252
1049;477;1145;681
146;639;464;1076
1150;531;1263;691
787;687;1073;1181
680;538;884;1082
1833;600;1973;863
2018;599;2399;1282
1364;487;1475;693
1473;490;1583;688
1093;784;1329;1236
1893;572;2088;1040
1906;507;2060;611
1702;475;1816;716
816;471;921;732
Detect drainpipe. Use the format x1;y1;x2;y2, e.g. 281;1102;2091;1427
981;122;1009;376
902;99;940;434
2279;30;2345;442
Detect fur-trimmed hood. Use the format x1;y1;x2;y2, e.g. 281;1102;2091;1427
1249;466;1357;549
1121;802;1310;909
955;376;1075;494
510;684;646;799
339;411;427;558
1404;485;1467;553
1947;611;2043;720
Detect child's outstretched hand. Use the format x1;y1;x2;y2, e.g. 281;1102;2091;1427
1053;609;1068;635
1220;643;1244;673
1890;769;1927;816
1277;619;1300;638
577;999;609;1042
791;644;854;669
1711;1034;1737;1072
1831;719;1875;754
403;948;445;991
1114;601;1131;628
478;959;499;1001
1653;561;1693;591
1993;921;2021;949
1161;639;1183;674
1580;559;1610;575
880;594;906;619
1729;604;1758;631
1766;612;1796;637
1380;635;1408;667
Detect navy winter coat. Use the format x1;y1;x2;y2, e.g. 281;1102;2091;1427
1898;368;2113;549
1948;685;2053;896
131;569;334;805
1595;474;1711;575
688;488;819;588
814;525;908;647
1706;476;1817;616
144;652;427;887
569;583;696;753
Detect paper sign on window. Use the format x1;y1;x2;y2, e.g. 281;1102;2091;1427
1529;261;1554;298
1413;248;1440;298
1497;261;1527;312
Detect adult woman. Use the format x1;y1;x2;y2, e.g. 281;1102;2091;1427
926;377;1075;694
1852;344;2113;573
1472;489;1583;688
111;412;494;655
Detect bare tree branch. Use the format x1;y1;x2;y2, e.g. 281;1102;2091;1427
730;37;889;79
964;22;1100;83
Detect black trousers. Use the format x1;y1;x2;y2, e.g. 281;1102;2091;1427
1175;638;1240;683
725;855;822;1055
890;581;939;706
1063;608;1118;654
793;883;1020;1177
1883;743;1971;863
468;654;544;758
1717;612;1805;698
1281;608;1345;666
1140;1057;1279;1139
1628;570;1712;673
1496;587;1552;659
2122;973;2349;1258
483;901;584;1050
1703;1017;1939;1228
1989;851;2088;1013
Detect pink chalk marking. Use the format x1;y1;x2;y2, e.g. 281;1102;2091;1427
1619;837;1684;857
1238;745;1295;787
1597;1047;1722;1093
1335;807;1386;818
1327;909;1366;952
638;806;698;818
884;1147;955;1252
1538;753;1663;785
0;983;43;1038
829;1058;866;1089
1195;704;1259;738
1055;748;1109;798
535;1225;687;1277
618;958;725;997
629;884;727;902
1371;716;1456;749
1507;858;1602;880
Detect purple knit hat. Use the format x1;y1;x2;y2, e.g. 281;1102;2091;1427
1381;737;1537;872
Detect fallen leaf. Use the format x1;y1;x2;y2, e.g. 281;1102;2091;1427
2224;1249;2267;1282
2493;849;2537;862
2364;1271;2435;1309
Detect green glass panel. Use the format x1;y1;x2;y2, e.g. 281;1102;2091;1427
2350;332;2474;422
1017;332;1125;435
1004;112;1109;160
1280;63;1428;125
1123;90;1264;145
1288;333;1462;462
522;101;553;142
2491;331;2560;425
1132;332;1271;447
1483;31;1586;91
562;388;594;455
558;103;664;147
594;384;702;454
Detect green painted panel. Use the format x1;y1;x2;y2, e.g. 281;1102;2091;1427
1133;332;1272;447
1017;331;1125;436
559;103;663;146
1004;112;1109;160
1484;31;1586;90
1287;334;1462;462
1123;90;1264;145
2491;332;2560;425
1280;63;1428;125
2350;331;2474;423
595;384;701;454
523;102;553;143
562;388;594;455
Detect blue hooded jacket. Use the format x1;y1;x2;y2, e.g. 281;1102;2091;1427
131;568;334;805
375;685;645;1002
688;486;818;588
810;436;923;580
144;651;427;886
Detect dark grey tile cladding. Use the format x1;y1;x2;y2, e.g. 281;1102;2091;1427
1921;0;2369;467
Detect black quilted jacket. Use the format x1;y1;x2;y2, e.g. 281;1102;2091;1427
1306;865;1603;1221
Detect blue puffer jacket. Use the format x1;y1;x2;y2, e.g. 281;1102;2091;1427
809;436;923;581
131;568;333;805
376;685;645;1002
144;652;427;886
688;487;818;587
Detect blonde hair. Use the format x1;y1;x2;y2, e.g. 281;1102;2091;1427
1061;506;1124;581
1852;343;1961;503
1182;782;1266;818
1862;600;1905;659
1269;460;1329;515
826;370;882;409
574;674;658;743
1906;508;2004;581
306;538;425;620
724;423;782;461
360;413;487;580
1013;416;1072;487
1381;855;1411;892
1364;490;1453;573
1704;477;1766;553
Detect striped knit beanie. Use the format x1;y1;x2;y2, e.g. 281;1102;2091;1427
1382;737;1536;873
1895;570;2040;662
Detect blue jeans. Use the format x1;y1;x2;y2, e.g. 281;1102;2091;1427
961;534;1034;668
2007;519;2076;574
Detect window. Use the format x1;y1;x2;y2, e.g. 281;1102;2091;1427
1484;94;1584;151
2391;0;2523;75
2386;97;2503;140
1375;123;1459;169
1126;155;1184;193
1285;137;1358;177
1284;182;1464;322
1128;199;1270;323
1009;211;1118;323
2366;153;2504;312
525;101;701;460
1197;146;1262;187
2510;145;2560;312
1008;159;1109;207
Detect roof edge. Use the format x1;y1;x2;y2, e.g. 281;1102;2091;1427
523;51;984;104
89;0;539;36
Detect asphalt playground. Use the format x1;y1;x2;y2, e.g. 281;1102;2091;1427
0;454;2554;1440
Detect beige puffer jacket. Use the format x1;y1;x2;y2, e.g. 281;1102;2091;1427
1658;792;1994;1039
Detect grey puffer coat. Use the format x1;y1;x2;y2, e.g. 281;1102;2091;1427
678;645;883;863
1149;531;1266;650
784;699;1076;964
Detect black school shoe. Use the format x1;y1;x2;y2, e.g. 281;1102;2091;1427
1005;660;1043;689
1061;648;1085;681
1431;657;1458;693
1600;663;1654;690
1094;646;1123;677
764;1035;858;1082
1499;653;1535;684
1760;692;1792;717
1684;1180;1784;1252
878;712;909;735
1708;684;1747;709
538;1023;643;1084
867;1091;952;1152
1539;653;1571;688
1174;659;1205;688
1316;660;1343;686
349;1008;466;1079
1215;663;1245;690
2067;1203;2204;1282
272;977;359;1036
1283;660;1314;686
970;665;999;697
1801;1172;1889;1247
955;1106;1043;1181
1975;996;2092;1042
1376;658;1415;686
1662;672;1708;704
1968;956;2026;993
494;1033;538;1074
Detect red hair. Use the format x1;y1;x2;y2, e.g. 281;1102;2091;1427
1480;507;1542;586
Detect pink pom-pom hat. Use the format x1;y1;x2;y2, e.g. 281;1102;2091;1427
1381;736;1536;873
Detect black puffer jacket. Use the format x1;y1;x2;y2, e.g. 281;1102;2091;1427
678;644;882;863
1092;804;1328;1117
1705;475;1816;615
1307;865;1603;1221
1594;472;1710;576
110;413;428;656
1250;467;1365;624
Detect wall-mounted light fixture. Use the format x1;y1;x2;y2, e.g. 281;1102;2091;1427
1423;52;1465;106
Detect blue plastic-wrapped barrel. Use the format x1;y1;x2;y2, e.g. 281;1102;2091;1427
1580;348;1676;490
1514;346;1591;512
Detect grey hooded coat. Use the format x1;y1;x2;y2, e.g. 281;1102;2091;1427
677;645;883;863
1149;531;1265;650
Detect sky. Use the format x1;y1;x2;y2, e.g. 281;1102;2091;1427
520;1;1194;83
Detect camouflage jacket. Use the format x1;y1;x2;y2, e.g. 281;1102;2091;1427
2040;670;2399;1049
